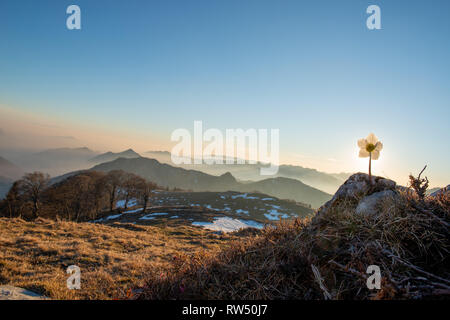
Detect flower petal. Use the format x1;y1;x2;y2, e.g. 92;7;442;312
359;149;370;158
375;141;383;151
357;138;367;149
366;133;378;145
371;150;380;160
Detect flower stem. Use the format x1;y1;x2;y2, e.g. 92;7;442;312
369;152;372;182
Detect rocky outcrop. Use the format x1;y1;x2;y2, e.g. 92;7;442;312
0;285;48;300
315;172;398;218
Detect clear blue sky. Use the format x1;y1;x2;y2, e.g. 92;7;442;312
0;0;449;186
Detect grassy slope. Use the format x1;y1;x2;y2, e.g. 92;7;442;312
136;192;449;300
0;218;245;299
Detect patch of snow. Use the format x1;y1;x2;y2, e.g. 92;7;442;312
139;215;155;220
170;215;179;219
231;193;259;200
264;209;289;221
105;214;122;220
139;212;168;219
261;197;275;201
116;199;138;208
192;217;263;233
124;208;143;214
235;209;249;215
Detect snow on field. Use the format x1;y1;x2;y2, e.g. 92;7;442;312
264;209;290;221
192;217;263;233
124;208;143;213
105;214;123;220
140;212;169;220
139;215;155;220
231;193;259;200
235;209;249;215
116;199;138;208
261;198;275;201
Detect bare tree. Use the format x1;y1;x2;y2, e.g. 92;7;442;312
90;171;107;219
102;170;126;212
121;173;141;210
43;171;108;221
3;181;26;218
137;179;157;212
18;172;50;219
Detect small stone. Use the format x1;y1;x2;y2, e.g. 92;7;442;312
0;285;49;300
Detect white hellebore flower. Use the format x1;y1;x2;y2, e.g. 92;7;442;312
358;133;383;160
358;133;383;181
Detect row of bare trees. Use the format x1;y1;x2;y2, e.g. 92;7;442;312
0;170;157;221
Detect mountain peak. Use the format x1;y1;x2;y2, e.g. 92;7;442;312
219;171;237;183
89;149;141;164
121;148;139;155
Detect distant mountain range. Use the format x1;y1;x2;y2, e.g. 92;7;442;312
145;150;351;194
6;147;141;178
88;157;332;208
9;147;99;177
89;149;141;164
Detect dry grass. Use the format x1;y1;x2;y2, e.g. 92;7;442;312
0;218;242;299
135;192;449;300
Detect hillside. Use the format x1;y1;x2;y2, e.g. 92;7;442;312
88;157;331;208
1;173;448;300
135;173;450;300
0;217;246;299
92;190;314;229
0;156;23;180
238;177;331;208
89;149;141;164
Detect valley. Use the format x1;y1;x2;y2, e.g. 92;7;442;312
92;190;314;232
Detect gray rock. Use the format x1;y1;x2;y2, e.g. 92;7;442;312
0;285;48;300
315;173;397;218
356;190;397;215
